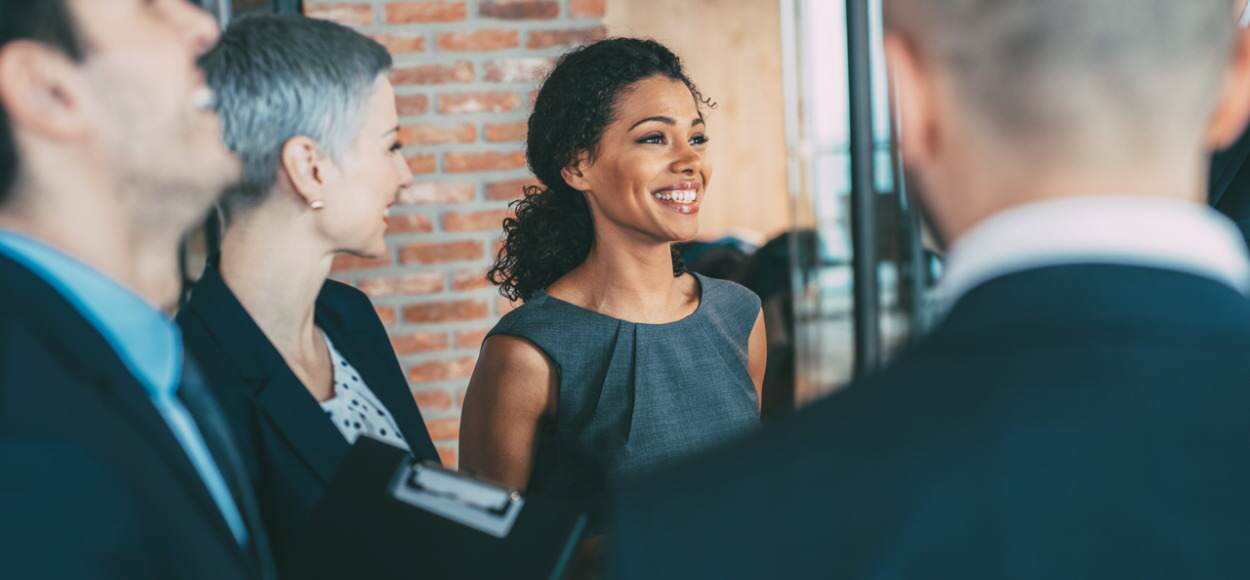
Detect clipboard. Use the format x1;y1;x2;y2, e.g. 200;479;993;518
390;459;525;538
298;436;588;580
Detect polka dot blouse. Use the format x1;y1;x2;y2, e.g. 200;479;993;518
320;334;409;451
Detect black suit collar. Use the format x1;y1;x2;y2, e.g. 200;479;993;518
937;263;1250;339
0;254;254;570
183;262;437;482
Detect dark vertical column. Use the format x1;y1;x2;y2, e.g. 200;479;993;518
846;0;882;376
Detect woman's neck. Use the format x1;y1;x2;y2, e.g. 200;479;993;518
551;229;696;324
218;217;333;359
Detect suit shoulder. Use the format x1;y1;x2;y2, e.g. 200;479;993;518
0;320;44;389
0;314;73;379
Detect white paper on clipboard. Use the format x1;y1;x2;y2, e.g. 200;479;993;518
390;461;525;538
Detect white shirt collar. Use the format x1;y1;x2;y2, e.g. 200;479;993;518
935;195;1250;313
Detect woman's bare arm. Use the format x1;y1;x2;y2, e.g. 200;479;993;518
747;310;767;413
458;335;557;490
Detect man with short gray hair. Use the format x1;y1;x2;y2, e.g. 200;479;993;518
611;2;1250;578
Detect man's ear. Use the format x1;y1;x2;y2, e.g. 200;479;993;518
0;40;92;142
560;150;593;192
883;33;941;168
1205;26;1250;151
279;136;334;208
886;33;952;252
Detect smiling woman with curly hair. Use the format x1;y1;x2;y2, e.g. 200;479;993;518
461;37;767;524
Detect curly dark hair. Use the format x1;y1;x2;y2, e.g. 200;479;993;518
488;37;713;302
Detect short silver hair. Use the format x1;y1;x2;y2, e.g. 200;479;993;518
201;14;392;218
884;0;1241;149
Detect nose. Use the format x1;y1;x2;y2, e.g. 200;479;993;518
175;0;222;57
670;141;702;176
393;151;415;198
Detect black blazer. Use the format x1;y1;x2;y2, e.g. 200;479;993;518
611;264;1250;579
177;262;439;575
0;254;264;579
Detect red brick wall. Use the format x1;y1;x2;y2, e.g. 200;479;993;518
303;0;606;467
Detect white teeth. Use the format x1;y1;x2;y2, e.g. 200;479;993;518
384;207;392;217
191;87;217;112
653;189;698;204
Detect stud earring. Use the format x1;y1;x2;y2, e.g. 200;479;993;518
309;200;325;210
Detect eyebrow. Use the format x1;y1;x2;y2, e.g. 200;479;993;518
628;116;706;131
382;126;400;138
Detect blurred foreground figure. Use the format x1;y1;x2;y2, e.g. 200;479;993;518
0;1;272;578
611;1;1250;578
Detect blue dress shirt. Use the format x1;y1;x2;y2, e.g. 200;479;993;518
0;230;249;545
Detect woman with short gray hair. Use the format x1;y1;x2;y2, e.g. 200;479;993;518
175;14;440;576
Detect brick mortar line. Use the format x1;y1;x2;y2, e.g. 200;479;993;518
386;168;533;181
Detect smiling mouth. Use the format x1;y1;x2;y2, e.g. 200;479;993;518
652;186;701;215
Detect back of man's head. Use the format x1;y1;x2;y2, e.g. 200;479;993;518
885;0;1241;158
884;0;1250;243
0;0;81;206
199;14;392;222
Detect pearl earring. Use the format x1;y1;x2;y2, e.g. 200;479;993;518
310;200;325;210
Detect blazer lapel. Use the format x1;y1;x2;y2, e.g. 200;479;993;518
186;263;350;484
320;312;439;463
1;256;250;564
105;366;251;550
253;370;349;484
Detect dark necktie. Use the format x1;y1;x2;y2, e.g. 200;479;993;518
178;354;277;580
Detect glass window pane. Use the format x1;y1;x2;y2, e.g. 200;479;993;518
782;0;929;404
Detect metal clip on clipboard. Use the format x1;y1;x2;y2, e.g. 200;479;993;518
390;460;525;539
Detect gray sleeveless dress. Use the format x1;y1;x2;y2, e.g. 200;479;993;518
487;273;761;509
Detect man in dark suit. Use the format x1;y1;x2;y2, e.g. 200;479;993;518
611;1;1250;578
0;1;272;578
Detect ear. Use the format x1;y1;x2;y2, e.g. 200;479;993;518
883;33;941;167
279;136;335;208
0;41;91;142
560;150;593;192
1205;26;1250;151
